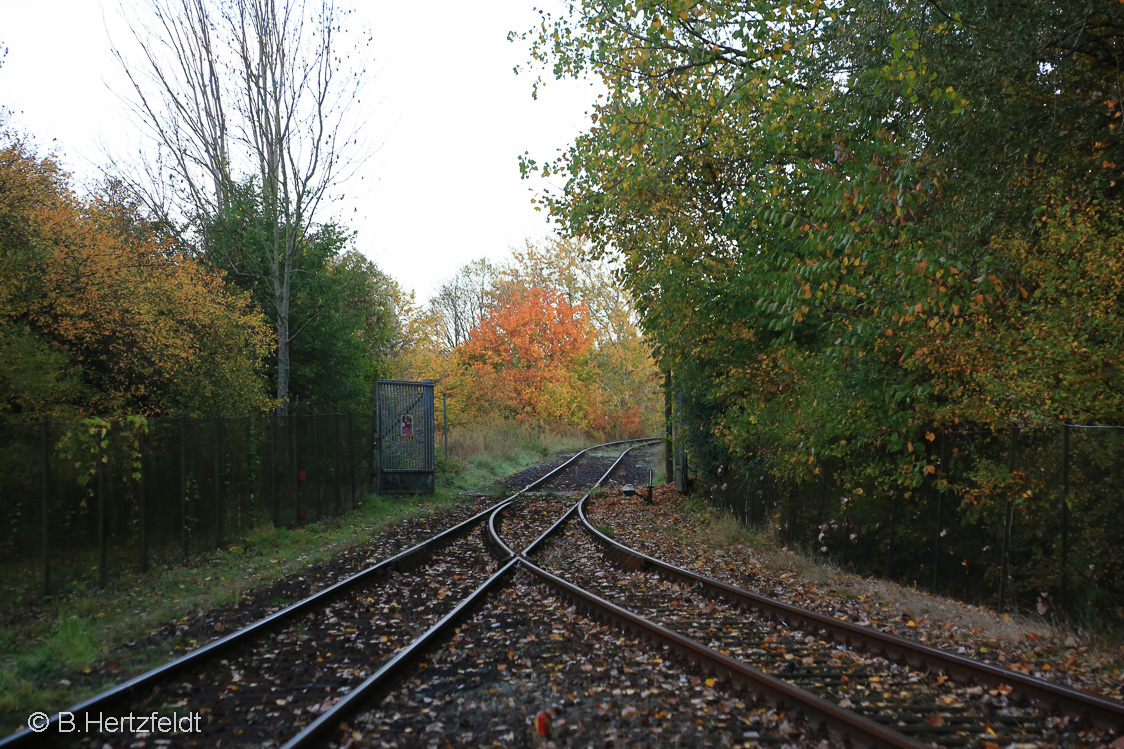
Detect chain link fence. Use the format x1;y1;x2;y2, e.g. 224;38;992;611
0;414;375;604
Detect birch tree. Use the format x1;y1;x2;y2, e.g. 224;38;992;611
110;0;371;413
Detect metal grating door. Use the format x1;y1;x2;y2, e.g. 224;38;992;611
374;380;435;493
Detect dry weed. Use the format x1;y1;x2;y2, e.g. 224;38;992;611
446;421;585;464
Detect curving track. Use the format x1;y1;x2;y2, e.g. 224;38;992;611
532;516;1119;747
5;437;1121;748
0;439;652;748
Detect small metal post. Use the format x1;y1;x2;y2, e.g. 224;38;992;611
442;392;448;460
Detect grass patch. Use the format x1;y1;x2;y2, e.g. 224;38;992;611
0;422;588;737
594;524;616;539
0;493;464;735
679;496;752;548
441;421;587;494
45;617;101;671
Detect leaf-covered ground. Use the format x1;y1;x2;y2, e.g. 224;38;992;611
11;451;1121;746
497;447;657;493
586;486;1124;706
338;569;825;748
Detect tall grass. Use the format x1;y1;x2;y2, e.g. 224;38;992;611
434;421;590;494
445;420;587;465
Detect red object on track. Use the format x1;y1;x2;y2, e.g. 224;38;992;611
534;710;551;737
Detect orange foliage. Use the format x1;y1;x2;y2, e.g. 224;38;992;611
390;242;661;438
0;130;271;417
449;284;593;426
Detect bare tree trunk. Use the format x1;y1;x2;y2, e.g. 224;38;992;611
109;0;371;415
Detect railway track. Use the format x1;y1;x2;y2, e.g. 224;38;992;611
309;443;1123;748
0;439;652;748
523;492;1124;748
6;437;1121;748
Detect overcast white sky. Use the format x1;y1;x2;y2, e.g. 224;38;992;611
0;0;595;301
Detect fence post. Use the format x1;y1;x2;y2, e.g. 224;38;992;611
40;417;50;594
1060;423;1070;614
292;413;300;523
97;447;107;587
312;413;321;519
787;487;796;539
932;488;942;592
999;423;1017;612
348;412;356;504
664;370;673;484
817;465;827;529
180;415;188;560
214;417;223;549
139;425;147;572
270;415;279;527
886;493;898;579
373;404;382;492
333;414;342;513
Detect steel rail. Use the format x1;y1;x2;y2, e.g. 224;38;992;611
286;438;922;748
0;505;501;748
281;558;522;749
516;436;658;495
0;438;649;748
516;438;660;559
283;438;657;748
575;495;1124;733
504;441;925;746
487;437;658;560
501;445;928;747
516;557;925;749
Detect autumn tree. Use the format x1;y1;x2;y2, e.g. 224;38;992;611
519;0;1124;615
0;124;271;419
394;239;660;437
499;237;660;436
519;0;1124;454
450;283;593;426
110;0;372;413
0;125;86;419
